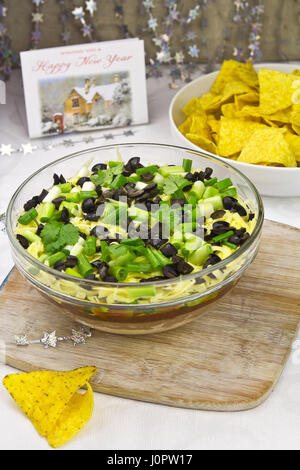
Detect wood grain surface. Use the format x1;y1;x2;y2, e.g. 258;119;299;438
1;220;300;411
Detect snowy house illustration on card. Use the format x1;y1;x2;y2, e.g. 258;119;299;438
20;39;149;137
64;75;119;125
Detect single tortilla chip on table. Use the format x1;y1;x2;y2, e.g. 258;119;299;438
2;366;97;448
217;117;267;157
237;128;297;167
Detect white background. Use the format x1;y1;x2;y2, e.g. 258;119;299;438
0;70;300;450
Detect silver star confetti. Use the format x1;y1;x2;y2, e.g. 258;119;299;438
21;143;35;155
63;139;75;147
32;12;43;23
0;144;14;156
83;136;94;143
124;130;134;136
85;0;97;16
41;331;58;348
15;328;92;349
70;328;92;345
72;7;85;20
14;334;30;346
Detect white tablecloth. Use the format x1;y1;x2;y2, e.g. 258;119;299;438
0;71;300;450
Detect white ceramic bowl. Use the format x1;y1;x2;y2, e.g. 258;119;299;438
169;63;300;197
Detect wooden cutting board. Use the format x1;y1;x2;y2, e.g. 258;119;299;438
1;220;300;411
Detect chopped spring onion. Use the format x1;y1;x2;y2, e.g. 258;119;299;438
183;159;192;172
212;230;235;243
18;208;38;226
77;253;94;278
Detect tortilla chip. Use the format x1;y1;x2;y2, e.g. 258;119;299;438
3;367;97;448
222;80;253;101
189;114;211;140
221;102;237;118
207;116;221;134
236;105;262;119
259;69;298;114
218;117;267;157
211;60;258;95
178;115;192;135
291;104;300;126
47;383;94;448
266;108;292;124
235;92;259;110
292;80;300;105
238;128;297;167
198;91;223;114
284;132;300;162
292;124;300;135
186;133;217;153
183;97;206;117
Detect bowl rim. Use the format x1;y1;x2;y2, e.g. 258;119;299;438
169;62;300;172
6;142;264;289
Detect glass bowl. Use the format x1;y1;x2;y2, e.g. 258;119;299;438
6;143;264;334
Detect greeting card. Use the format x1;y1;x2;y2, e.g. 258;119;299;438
20;39;148;138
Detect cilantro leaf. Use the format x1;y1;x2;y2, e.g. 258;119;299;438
58;224;80;246
90;169;113;187
41;222;79;253
110;162;124;175
90;163;124;187
40;221;61;245
163;174;190;195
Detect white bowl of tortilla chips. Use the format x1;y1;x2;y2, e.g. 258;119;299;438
169;62;300;197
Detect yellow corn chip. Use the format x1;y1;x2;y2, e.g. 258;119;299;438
186;133;217;154
236;60;259;89
47;383;94;448
292;124;300;135
236;105;262;119
178;115;192;135
222;80;253;101
235;92;259;110
238;128;297;167
284;132;300;162
211;60;258;95
221;102;237;118
198;91;223;114
291;104;300;127
3;366;97;448
179;59;300;168
218;117;267;157
183;97;206;117
189;114;211;140
258;69;298;114
207;116;221;135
